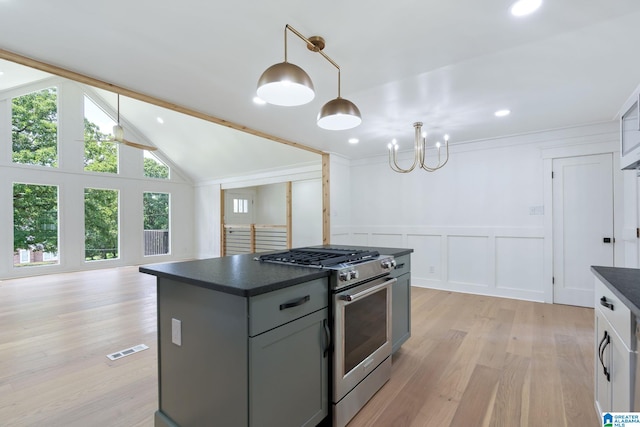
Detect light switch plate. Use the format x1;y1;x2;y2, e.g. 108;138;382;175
172;318;182;346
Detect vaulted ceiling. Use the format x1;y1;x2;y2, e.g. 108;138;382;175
1;0;639;182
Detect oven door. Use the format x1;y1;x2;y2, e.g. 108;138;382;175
333;275;395;402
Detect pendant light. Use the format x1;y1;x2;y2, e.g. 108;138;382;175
257;26;315;106
317;68;361;130
257;25;362;130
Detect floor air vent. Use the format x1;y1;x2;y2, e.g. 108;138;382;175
107;344;149;361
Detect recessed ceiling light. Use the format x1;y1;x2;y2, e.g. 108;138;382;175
510;0;542;17
495;109;511;117
0;71;4;76
253;96;267;105
156;117;164;124
348;138;359;144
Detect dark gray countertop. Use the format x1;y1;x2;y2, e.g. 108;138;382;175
140;253;329;297
140;245;413;297
592;266;640;318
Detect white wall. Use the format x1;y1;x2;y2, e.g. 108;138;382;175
194;183;221;259
328;154;352;245
292;179;323;247
338;122;624;303
0;79;195;279
255;183;286;225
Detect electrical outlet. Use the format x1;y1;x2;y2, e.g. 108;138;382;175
172;318;182;346
429;266;435;274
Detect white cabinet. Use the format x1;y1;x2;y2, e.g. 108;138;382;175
594;277;635;413
620;85;640;170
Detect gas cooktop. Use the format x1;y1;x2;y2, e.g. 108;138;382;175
257;247;380;268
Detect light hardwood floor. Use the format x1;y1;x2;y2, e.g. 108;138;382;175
0;267;598;426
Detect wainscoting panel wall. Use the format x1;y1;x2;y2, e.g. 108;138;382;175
338;227;546;302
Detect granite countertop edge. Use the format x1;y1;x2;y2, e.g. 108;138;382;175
591;265;640;318
139;264;329;297
139;246;413;297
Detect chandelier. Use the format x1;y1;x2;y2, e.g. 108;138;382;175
256;24;361;131
388;122;450;173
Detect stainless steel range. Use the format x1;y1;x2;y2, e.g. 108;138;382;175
258;247;396;427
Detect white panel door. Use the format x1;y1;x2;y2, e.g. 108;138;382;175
553;154;614;307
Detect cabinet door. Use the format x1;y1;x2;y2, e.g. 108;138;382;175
595;310;633;413
610;327;633;411
595;311;612;413
392;272;411;354
249;308;328;427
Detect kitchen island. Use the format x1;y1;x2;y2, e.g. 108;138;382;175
140;246;412;427
591;266;640;415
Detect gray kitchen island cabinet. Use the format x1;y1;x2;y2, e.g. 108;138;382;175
141;255;330;427
389;253;411;354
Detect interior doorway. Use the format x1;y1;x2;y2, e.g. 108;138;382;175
552;153;614;307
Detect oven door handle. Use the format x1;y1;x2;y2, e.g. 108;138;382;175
339;278;395;302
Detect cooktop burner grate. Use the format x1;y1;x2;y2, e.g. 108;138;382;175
258;247;380;267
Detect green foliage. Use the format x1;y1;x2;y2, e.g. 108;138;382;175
144;193;169;230
13;183;58;253
12;87;58;167
84;188;119;260
84;119;118;173
144;155;169;179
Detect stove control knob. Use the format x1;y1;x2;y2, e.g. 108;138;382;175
339;271;349;281
381;259;396;269
349;270;359;280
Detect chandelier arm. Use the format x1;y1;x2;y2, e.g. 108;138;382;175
389;148;417;173
420;142;449;171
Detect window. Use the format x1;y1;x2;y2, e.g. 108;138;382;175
13;183;59;267
233;198;249;214
144;192;170;256
144;151;169;179
84;95;118;174
12;87;58;167
84;188;119;261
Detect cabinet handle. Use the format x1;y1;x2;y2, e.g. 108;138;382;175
600;296;614;311
279;295;310;310
323;318;331;358
395;263;406;270
598;330;611;382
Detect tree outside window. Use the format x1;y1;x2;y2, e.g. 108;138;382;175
144;192;170;255
84;96;118;173
13;183;59;267
12;87;58;167
85;188;119;261
144;151;169;179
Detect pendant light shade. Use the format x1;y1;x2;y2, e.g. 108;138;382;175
256;62;315;106
317;97;362;130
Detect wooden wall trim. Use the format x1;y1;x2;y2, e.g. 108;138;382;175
322;153;330;245
0;48;325;156
220;189;225;256
286;182;292;248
